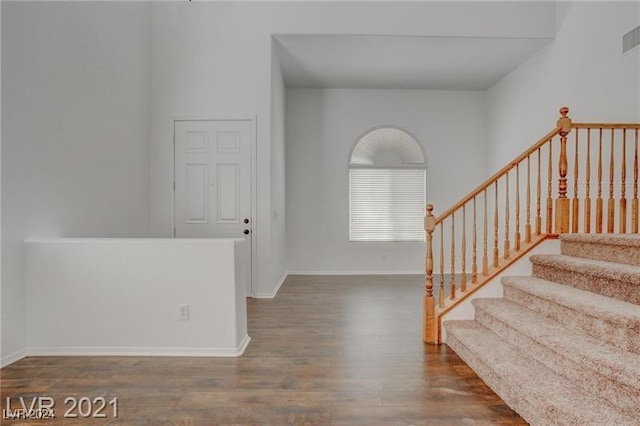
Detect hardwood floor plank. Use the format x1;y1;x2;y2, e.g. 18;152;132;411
1;275;524;424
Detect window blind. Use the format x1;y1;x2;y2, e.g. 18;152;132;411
349;168;426;242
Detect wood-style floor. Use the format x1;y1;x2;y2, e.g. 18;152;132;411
1;275;525;425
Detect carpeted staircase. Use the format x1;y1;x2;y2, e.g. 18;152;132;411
444;234;640;425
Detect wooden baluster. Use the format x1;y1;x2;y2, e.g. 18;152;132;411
620;129;627;233
608;129;615;233
450;213;456;301
504;172;510;259
584;129;592;233
516;164;521;251
547;140;554;234
555;107;571;234
482;189;489;276
472;197;478;284
536;148;542;235
571;129;579;233
634;129;639;233
439;225;445;309
596;129;604;233
494;181;500;267
526;156;532;243
461;206;467;292
424;205;436;343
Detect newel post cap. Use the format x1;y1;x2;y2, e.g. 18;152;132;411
557;106;572;135
424;204;435;232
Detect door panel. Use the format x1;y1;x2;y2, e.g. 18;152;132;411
216;163;240;223
175;120;253;295
185;163;208;223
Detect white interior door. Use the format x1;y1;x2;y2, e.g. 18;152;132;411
174;119;253;296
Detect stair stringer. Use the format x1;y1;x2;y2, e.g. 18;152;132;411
440;238;560;343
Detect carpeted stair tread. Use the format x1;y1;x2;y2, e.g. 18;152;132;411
560;233;640;247
444;320;636;426
530;254;640;284
502;275;640;354
559;233;640;266
502;275;640;326
472;298;640;392
531;253;640;304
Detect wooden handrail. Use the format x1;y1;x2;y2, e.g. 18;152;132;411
436;122;640;225
434;126;562;225
424;108;640;344
573;123;640;129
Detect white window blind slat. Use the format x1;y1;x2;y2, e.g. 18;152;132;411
349;169;426;242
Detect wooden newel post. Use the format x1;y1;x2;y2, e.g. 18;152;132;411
556;106;572;233
424;204;437;344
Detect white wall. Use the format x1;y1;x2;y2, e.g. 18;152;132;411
26;239;248;356
0;1;557;361
286;89;487;273
486;1;640;172
269;40;287;294
1;2;151;363
149;1;554;292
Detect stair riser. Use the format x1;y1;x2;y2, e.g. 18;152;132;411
444;331;542;425
532;263;640;305
562;240;640;267
474;307;640;415
503;285;640;355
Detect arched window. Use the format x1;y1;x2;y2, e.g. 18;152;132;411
349;126;426;242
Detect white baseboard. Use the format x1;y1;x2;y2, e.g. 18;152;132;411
236;333;251;355
255;272;287;298
286;270;423;275
0;348;28;368
27;336;252;358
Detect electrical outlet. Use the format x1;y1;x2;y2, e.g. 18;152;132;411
178;304;189;321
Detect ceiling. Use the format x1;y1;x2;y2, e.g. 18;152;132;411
274;35;553;91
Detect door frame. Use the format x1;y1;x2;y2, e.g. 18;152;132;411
171;115;257;297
